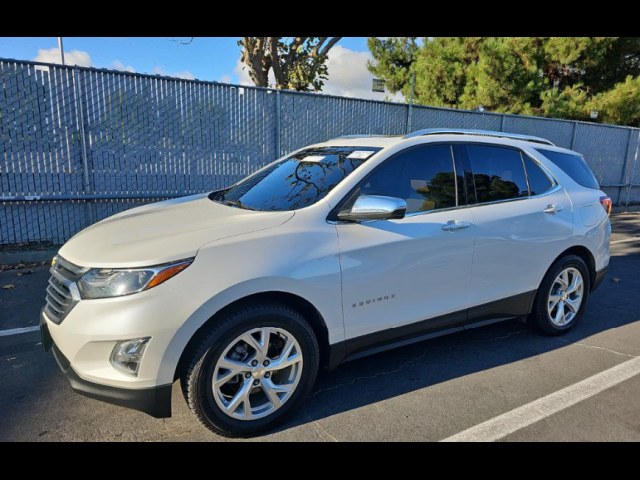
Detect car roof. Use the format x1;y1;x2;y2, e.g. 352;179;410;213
321;135;405;148
319;131;580;156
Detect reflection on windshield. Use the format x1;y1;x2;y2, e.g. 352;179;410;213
214;147;380;212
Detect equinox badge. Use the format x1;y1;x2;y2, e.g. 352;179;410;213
353;295;396;309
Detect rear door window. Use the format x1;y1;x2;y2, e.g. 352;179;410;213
465;145;529;203
535;149;600;190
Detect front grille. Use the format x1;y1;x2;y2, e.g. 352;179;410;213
44;257;85;324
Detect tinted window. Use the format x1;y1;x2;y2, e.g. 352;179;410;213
217;147;379;211
360;145;460;214
466;145;529;203
523;155;554;196
535;149;600;190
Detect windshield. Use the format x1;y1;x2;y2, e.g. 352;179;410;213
212;147;381;212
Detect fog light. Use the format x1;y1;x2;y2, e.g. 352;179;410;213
110;338;151;377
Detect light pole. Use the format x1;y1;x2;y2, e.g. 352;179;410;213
58;37;65;65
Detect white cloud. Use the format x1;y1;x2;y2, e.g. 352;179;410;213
233;59;275;87
219;74;233;84
152;66;195;80
34;48;92;67
233;60;251;85
323;45;404;102
110;60;136;73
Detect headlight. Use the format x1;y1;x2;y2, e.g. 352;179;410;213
77;259;193;300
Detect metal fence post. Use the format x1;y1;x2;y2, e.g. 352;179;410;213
570;122;579;150
626;130;640;206
620;129;634;206
276;90;282;158
72;66;93;225
500;115;506;132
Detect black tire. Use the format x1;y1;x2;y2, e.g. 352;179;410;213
181;302;319;438
529;255;591;336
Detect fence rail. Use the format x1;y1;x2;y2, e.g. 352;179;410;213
2;59;640;245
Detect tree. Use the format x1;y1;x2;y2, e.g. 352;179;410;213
367;37;419;94
368;37;640;127
239;37;343;91
592;76;640;126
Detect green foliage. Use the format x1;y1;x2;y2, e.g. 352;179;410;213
367;37;419;95
368;37;640;127
593;76;640;126
539;85;592;122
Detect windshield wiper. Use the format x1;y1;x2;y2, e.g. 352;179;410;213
223;199;256;211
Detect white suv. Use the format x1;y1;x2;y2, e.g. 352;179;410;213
41;129;612;437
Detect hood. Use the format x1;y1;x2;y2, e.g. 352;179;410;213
59;194;295;268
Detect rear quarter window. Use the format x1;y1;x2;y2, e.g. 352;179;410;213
535;149;600;190
522;155;554;196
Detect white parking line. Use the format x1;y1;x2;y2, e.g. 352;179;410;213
442;356;640;443
0;326;40;338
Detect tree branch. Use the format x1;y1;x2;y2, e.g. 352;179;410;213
319;37;342;57
168;37;195;45
269;37;285;87
313;38;329;56
241;37;269;87
284;37;309;70
238;36;340;91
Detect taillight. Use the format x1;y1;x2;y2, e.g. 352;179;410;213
600;196;613;216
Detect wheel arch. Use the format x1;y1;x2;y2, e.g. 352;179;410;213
174;291;334;382
539;245;597;297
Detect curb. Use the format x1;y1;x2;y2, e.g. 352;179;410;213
0;250;58;266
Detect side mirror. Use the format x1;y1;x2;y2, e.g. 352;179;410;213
338;195;408;222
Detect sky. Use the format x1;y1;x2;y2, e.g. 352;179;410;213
0;37;401;101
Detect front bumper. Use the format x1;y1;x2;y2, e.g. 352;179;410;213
41;282;197;389
42;313;173;418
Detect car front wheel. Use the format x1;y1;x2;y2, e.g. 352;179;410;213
181;303;319;438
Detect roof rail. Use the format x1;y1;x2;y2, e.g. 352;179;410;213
329;134;401;141
404;129;556;147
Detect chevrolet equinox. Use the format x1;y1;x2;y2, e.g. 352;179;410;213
41;129;612;437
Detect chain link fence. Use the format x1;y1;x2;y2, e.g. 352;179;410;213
2;59;640;245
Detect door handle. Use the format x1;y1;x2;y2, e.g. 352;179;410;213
442;221;472;232
544;205;564;215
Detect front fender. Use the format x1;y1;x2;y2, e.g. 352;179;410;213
157;276;343;386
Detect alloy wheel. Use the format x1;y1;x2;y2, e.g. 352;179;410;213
548;267;585;327
213;327;303;421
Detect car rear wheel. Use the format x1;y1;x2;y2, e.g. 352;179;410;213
530;255;591;336
181;302;319;438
